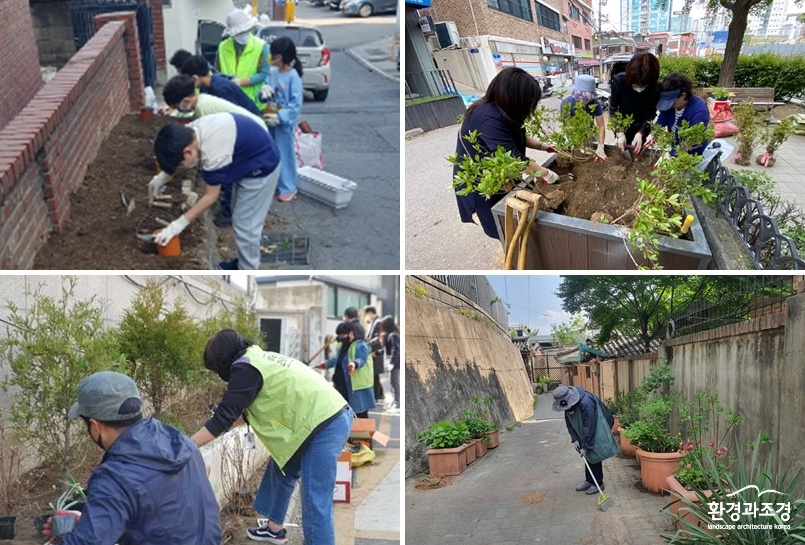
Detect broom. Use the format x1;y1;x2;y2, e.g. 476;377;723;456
578;447;614;511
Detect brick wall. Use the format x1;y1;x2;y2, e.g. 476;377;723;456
151;0;166;69
0;0;44;131
29;0;77;67
430;0;569;47
0;13;144;269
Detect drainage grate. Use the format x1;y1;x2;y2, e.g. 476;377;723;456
259;233;310;265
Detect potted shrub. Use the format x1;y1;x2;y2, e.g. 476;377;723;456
469;395;501;448
417;420;472;476
733;101;764;166
757;117;795;167
623;396;683;494
708;87;732;113
0;422;20;541
49;479;88;537
460;411;494;458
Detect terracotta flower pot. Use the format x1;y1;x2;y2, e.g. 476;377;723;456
619;428;635;458
485;429;500;449
665;474;718;536
635;447;642;468
426;444;471;476
612;415;620;435
475;437;488;458
465;440;477;465
637;448;683;494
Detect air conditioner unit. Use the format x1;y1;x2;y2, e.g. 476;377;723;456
427;35;441;51
460;36;479;48
434;21;461;49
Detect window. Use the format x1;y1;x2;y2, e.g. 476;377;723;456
489;0;533;21
584;38;591;49
568;2;580;20
536;1;560;30
327;286;370;318
572;35;582;49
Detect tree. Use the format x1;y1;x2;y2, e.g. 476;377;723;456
550;315;589;346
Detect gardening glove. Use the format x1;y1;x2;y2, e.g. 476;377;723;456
631;132;644;155
230;76;243;87
347;362;356;374
264;113;281;127
540;142;557;153
43;510;82;542
573;440;580;451
653;152;670;170
259;84;276;102
541;168;559;185
148;171;169;200
615;133;627;153
644;133;656;150
154;215;189;246
594;143;607;163
581;447;589;457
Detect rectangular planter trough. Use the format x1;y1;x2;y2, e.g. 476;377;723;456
490;150;713;270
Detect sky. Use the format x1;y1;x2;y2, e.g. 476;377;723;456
485;275;574;336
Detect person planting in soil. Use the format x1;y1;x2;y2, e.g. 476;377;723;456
181;54;261;117
161;73;267;228
560;75;609;163
169;49;193;73
646;73;710;161
43;371;221;545
316;320;376;418
192;329;352;545
608;52;660;156
261;36;304;202
453;67;559;239
552;385;619;496
216;9;271;111
152;112;280;270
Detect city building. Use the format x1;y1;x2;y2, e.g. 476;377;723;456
620;0;671;35
666;32;697;56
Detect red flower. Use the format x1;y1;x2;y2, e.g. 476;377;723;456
709;442;715;448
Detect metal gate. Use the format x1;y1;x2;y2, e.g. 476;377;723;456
69;0;156;87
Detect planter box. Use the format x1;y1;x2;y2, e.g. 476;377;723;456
297;166;357;210
490;148;713;270
405;95;466;132
426;443;473;476
618;427;635;458
666;475;718;536
475;437;489;458
465;440;478;465
0;516;16;540
485;429;500;449
636;448;683;494
707;97;731;113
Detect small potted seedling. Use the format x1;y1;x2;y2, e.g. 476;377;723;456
49;479;87;536
708;87;731;113
758;117;795;167
607;111;635;159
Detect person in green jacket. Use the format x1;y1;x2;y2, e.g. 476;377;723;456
215;9;271;110
552;385;618;495
192;329;352;545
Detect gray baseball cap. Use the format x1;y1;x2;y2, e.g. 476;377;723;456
68;371;143;422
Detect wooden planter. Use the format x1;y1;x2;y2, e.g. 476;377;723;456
485;429;500;449
489;147;714;270
475;437;489;458
618;427;635;458
465;440;478;465
665;475;718;536
636;448;684;494
426;443;473;476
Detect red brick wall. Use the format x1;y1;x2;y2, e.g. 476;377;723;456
0;0;44;131
151;0;166;69
0;13;145;269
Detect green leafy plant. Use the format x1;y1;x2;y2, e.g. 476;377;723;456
0;417;21;514
471;395;501;430
733;101;763;166
416;421;470;449
525;101;600;162
608;111;635;137
0;277;120;470
759;117;795;166
405;283;428;299
710;87;731;100
446;129;529;199
459;410;494;440
117;281;205;418
49;478;87;511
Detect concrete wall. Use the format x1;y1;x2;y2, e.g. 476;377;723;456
29;0;77;67
405;275;533;477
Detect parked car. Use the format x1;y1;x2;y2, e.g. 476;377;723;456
341;0;397;16
308;0;328;5
328;0;342;9
196;19;226;67
258;23;332;101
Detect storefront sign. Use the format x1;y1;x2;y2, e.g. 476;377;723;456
542;37;574;56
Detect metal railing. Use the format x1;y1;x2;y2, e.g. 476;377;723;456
707;153;805;269
667;275;797;338
429;275;509;330
405;69;459;101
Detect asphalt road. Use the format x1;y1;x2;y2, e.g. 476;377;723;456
267;2;400;270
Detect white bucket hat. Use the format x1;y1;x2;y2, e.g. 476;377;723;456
224;9;256;37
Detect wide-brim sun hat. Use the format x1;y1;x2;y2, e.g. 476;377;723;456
224;9;256;37
574;75;596;94
657;88;682;111
552;385;581;411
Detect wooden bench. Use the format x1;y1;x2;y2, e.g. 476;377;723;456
701;87;785;110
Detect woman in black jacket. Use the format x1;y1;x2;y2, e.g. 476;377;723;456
380;315;400;411
608;52;661;157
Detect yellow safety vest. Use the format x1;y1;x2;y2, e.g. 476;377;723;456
348;342;374;391
217;35;266;107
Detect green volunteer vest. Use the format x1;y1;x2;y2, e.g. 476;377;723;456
242;345;347;469
348;342;373;391
217;35;266;107
567;393;619;464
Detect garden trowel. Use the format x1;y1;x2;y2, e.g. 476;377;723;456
621;145;634;162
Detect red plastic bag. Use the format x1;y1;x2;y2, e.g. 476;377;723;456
714;121;740;138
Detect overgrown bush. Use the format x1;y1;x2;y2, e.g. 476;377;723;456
0;277;120;470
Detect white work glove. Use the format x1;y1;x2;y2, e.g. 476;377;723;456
154;215;189;246
572;440;580;451
631;132;644;154
148;171;169;200
259;84;275;102
541;168;559;185
644;133;656;150
615;133;627;153
230;76;242;87
594;143;607;162
264;113;281;127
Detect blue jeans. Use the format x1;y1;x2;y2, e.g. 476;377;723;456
269;125;297;195
253;407;353;545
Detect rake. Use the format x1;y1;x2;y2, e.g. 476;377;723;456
579;449;614;511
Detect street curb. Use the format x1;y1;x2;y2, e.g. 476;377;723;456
346;46;400;84
405;128;424;139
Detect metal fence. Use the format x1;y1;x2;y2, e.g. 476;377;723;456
429;275;509;330
405;69;459;100
667;275;797;338
707;153;805;269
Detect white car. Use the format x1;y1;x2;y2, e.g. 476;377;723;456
258;23;332;101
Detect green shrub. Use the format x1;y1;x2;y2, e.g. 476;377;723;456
417;421;470;449
459;410;494;439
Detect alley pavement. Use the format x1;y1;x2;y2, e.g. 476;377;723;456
405;393;672;545
348;36;400;83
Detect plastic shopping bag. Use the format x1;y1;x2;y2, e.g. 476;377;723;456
295;126;324;169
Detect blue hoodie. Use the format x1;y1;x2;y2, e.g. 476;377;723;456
62;419;221;545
